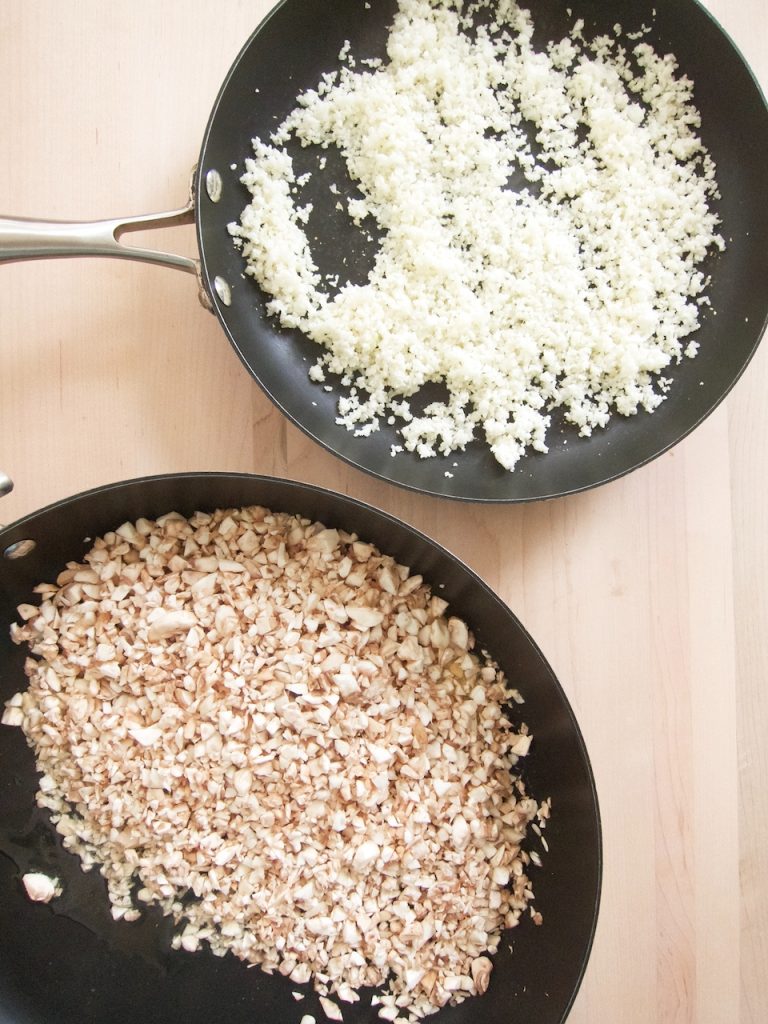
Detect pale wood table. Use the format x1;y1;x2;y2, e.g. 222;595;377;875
0;2;765;1021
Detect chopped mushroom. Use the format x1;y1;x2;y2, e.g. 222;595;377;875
21;872;61;903
319;996;344;1021
3;504;546;1022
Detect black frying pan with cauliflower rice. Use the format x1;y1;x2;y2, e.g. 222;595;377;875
195;0;767;501
1;0;766;502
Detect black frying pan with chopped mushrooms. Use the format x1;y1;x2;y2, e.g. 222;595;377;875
0;473;601;1024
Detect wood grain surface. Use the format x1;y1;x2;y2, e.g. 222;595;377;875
0;2;765;1021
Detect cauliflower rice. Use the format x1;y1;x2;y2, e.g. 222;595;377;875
230;0;723;471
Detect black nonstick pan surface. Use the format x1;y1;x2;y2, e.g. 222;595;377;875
0;473;601;1024
193;0;768;502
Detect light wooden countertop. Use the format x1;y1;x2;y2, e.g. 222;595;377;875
0;2;765;1021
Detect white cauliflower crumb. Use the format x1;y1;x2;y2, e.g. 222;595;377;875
4;504;545;1021
229;0;722;472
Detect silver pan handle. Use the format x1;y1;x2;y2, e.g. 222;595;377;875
0;169;214;309
0;472;13;499
0;203;196;273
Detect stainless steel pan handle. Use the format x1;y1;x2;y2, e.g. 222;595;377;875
0;205;197;273
0;170;213;309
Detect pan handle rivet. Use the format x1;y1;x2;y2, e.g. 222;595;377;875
214;276;232;306
4;538;36;560
206;169;223;203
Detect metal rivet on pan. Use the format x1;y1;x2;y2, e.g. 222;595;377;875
205;169;223;203
214;276;232;306
4;538;36;560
